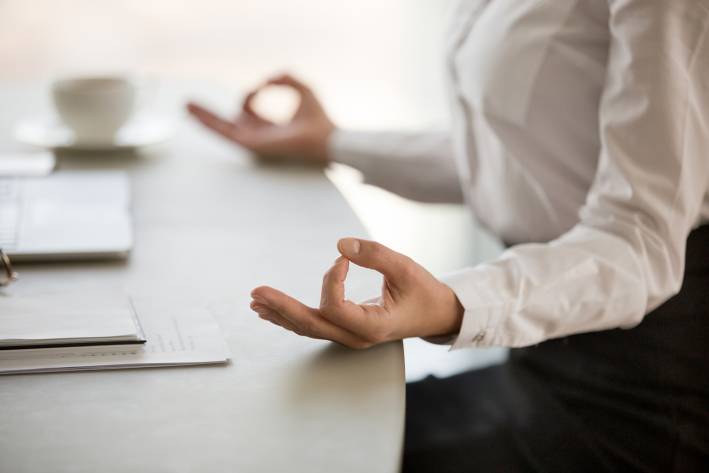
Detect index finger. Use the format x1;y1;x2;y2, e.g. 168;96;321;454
317;257;389;339
320;256;348;308
265;73;313;96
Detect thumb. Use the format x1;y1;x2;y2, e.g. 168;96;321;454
337;238;412;282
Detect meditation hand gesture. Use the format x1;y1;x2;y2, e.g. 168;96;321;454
250;238;464;349
187;73;335;164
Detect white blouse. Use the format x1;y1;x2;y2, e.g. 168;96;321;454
330;0;709;348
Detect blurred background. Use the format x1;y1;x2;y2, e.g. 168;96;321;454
0;0;505;380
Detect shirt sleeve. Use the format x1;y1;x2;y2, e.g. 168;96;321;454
443;0;709;349
329;130;464;204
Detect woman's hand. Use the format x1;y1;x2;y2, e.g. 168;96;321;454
250;238;464;349
187;73;335;165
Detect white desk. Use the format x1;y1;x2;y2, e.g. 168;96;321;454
0;87;405;473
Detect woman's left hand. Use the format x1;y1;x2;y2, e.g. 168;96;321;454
187;73;335;165
250;238;464;349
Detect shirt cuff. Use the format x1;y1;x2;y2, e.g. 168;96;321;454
328;129;367;168
438;267;509;350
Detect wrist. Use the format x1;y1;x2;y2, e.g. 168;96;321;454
318;122;337;164
444;285;465;335
427;283;464;338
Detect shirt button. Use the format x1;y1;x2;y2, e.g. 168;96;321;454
472;331;486;343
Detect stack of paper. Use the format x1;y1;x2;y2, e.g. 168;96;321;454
0;295;144;350
0;296;230;375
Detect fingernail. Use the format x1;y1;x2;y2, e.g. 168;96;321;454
251;301;266;311
250;303;264;313
339;238;360;256
253;306;270;317
251;294;266;304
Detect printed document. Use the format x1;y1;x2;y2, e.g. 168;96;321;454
0;298;230;374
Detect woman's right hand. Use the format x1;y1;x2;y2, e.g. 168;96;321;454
187;73;335;165
250;238;464;349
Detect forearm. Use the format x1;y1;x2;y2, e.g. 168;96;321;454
329;130;464;204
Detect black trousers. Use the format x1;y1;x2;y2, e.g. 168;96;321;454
403;226;709;473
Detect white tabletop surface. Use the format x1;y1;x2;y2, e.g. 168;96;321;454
0;86;405;473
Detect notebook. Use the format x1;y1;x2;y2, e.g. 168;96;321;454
0;298;230;375
0;171;132;261
0;294;145;350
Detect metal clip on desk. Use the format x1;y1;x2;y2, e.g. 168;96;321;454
0;248;18;287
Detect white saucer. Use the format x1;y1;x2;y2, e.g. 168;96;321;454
14;116;175;151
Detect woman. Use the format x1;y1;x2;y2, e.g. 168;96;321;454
188;0;709;470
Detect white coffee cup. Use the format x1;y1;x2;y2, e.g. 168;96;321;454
52;76;136;143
